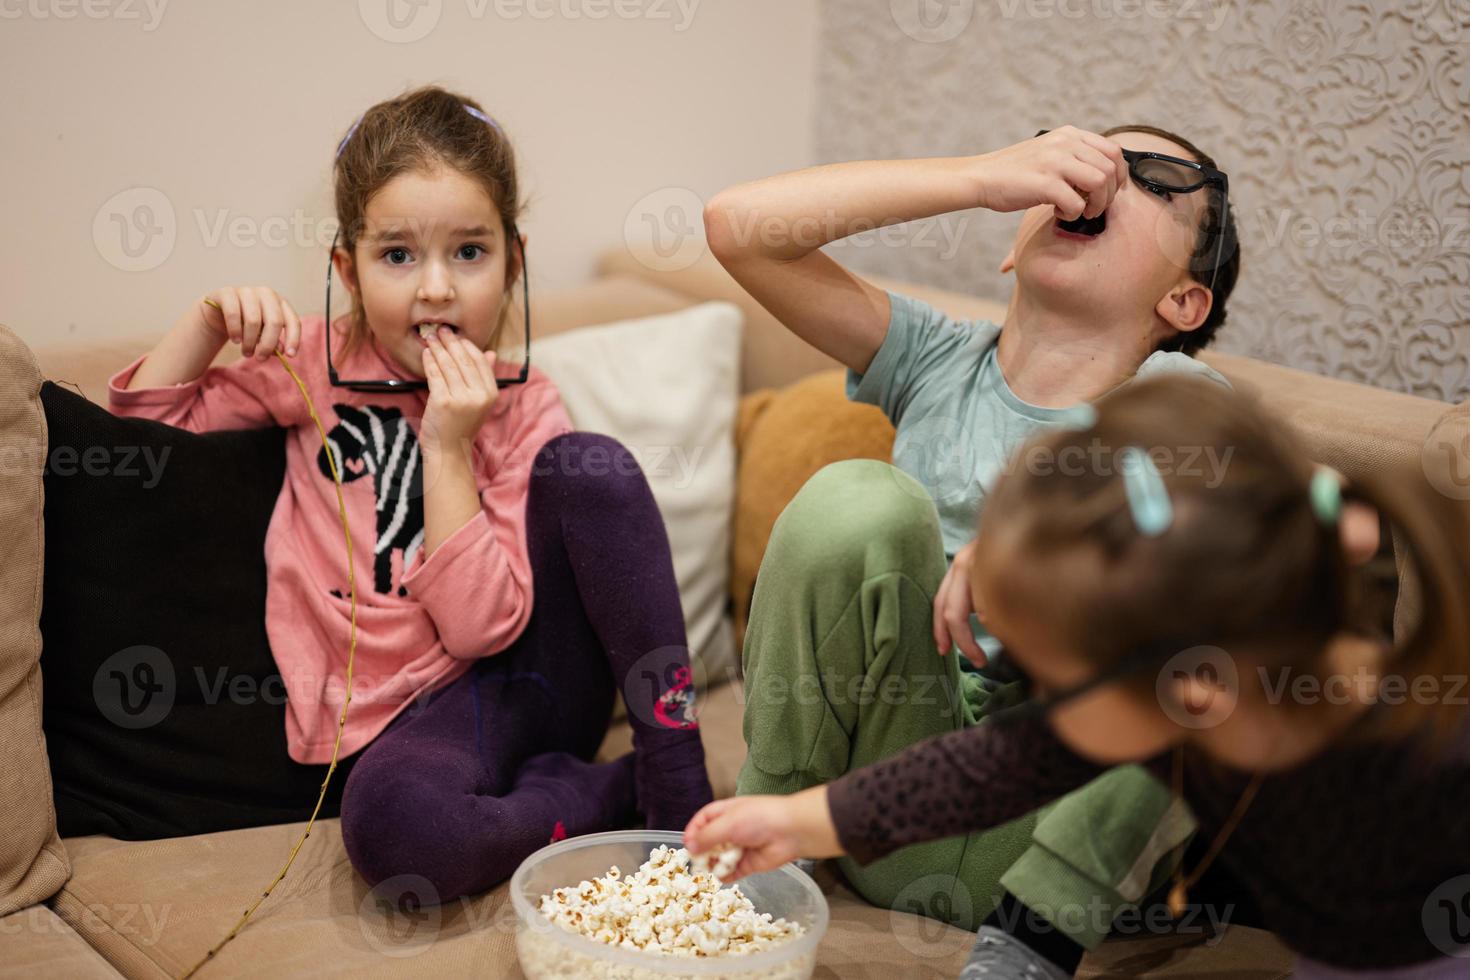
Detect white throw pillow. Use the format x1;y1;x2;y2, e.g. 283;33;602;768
533;301;742;690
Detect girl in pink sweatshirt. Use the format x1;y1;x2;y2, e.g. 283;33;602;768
108;85;711;902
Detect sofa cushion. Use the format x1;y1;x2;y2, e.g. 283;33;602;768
731;371;896;648
0;326;70;916
38;382;359;841
0;324;72;917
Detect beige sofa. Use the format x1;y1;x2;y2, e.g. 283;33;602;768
9;247;1459;979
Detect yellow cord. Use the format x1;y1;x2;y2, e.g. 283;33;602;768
177;333;357;978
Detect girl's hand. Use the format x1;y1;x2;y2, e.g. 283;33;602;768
1342;502;1380;566
198;286;301;360
934;538;986;668
421;328;499;455
683;787;843;884
972;126;1130;221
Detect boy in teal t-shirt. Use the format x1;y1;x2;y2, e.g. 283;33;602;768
705;124;1240;976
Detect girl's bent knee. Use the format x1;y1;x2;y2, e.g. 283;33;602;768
340;753;474;894
531;431;650;509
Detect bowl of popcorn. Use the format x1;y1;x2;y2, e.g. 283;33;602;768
510;830;828;979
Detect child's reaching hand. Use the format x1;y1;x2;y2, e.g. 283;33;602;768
683;787;845;885
973;125;1130;221
199;286;302;360
420;328;499;455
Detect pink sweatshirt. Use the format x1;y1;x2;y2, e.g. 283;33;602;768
107;315;572;763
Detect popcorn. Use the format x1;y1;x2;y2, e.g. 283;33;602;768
535;845;803;959
690;844;743;883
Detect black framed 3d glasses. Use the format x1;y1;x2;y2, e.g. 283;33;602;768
1034;129;1231;300
981;637;1191;727
324;225;532;392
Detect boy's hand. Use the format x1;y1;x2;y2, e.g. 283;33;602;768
973;126;1129;221
421;328;499;456
934;538;987;668
199;286;302;360
683;787;843;884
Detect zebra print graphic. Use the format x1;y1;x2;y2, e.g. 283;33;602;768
318;404;425;596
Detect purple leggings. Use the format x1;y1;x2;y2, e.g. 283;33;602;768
339;432;712;905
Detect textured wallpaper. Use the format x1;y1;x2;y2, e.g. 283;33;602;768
816;0;1470;402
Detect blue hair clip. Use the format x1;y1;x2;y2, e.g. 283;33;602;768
334;113;364;160
462;104;501;132
1118;447;1173;537
1309;466;1343;526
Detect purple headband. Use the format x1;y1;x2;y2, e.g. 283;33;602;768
334;102;502;160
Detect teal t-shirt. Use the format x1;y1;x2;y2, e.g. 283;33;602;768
846;289;1232;644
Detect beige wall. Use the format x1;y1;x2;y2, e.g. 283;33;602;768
0;0;817;348
817;0;1470;402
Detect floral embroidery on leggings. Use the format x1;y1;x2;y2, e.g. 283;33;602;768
654;666;699;730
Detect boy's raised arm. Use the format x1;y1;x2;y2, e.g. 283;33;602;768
703;157;986;376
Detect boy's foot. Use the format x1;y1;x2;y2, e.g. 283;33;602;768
960;926;1072;979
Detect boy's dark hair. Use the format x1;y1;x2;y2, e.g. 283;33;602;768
1102;124;1240;357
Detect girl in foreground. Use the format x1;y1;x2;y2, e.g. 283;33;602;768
686;376;1470;978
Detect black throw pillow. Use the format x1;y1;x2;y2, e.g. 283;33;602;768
39;381;359;840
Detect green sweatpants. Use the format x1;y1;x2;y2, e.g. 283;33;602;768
737;459;1196;947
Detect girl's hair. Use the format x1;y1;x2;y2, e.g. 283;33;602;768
975;375;1470;748
1100;124;1239;357
332;85;523;363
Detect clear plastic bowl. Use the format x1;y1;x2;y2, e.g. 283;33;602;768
511;830;828;980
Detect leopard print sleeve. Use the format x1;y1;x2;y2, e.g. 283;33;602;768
826;714;1107;865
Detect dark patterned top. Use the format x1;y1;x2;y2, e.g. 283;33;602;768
826;712;1470;969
